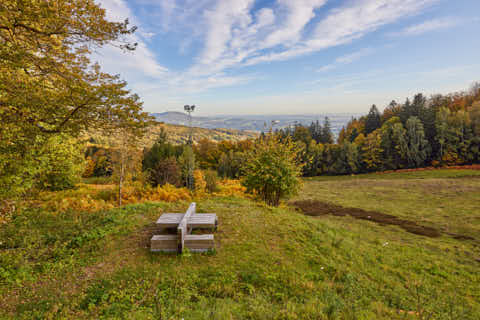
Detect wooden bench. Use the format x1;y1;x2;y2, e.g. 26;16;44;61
156;213;218;230
151;203;217;253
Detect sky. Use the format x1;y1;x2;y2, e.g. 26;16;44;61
95;0;480;115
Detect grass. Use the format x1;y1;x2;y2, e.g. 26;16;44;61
1;169;479;319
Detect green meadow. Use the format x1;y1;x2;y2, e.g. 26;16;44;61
1;169;479;319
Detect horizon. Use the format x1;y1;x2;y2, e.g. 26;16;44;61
95;0;480;114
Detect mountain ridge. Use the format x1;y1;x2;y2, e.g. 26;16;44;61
152;111;358;134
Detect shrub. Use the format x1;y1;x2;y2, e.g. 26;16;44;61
242;135;302;206
204;170;218;193
35;135;85;191
147;157;181;187
194;170;206;193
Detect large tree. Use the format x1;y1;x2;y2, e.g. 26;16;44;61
0;0;151;198
0;0;149;136
365;104;381;134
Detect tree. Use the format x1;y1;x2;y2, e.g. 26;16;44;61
242;135;302;206
178;146;196;190
309;120;323;143
405;117;429;168
0;0;149;136
321;117;334;144
357;131;383;171
142;131;182;174
331;142;360;174
365;104;381;134
148;157;181;187
111;128;143;206
391;122;409;168
0;0;151;199
435;107;450;163
380;117;403;169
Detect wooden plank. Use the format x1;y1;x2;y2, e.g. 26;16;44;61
184;234;214;252
156;213;183;228
188;214;217;229
156;213;218;229
177;202;196;253
150;235;177;252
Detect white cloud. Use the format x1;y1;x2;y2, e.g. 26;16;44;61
92;0;442;110
94;0;168;79
245;0;439;65
390;17;461;37
318;48;374;72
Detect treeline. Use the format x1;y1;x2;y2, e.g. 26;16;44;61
77;83;480;190
276;84;480;175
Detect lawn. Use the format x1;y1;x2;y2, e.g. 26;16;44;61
0;169;479;319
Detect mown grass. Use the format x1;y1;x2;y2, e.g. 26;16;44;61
1;169;479;319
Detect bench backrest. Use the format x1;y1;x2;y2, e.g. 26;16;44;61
177;202;196;253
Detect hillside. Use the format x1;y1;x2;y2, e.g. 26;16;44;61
85;121;258;148
1;169;479;318
152;112;355;135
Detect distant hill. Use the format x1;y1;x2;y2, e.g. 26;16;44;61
152;112;358;135
85;122;258;148
146;122;258;146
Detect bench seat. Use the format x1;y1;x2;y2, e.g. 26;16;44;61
156;213;217;229
150;235;177;252
150;234;214;252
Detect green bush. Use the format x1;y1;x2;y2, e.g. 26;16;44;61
242;135;302;206
35;135;85;191
0;133;84;198
204;170;218;193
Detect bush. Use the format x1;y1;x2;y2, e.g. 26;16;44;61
147;157;181;187
242;135;302;206
194;170;206;193
36;135;85;191
204;170;218;193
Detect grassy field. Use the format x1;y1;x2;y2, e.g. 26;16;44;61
1;169;479;319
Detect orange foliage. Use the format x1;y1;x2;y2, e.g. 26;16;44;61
30;178;248;214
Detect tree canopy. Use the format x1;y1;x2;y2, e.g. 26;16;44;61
0;0;151;199
0;0;150;139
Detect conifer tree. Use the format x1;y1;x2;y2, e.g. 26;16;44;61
365;105;381;134
321;117;334;144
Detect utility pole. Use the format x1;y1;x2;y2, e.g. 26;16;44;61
184;105;195;145
183;105;196;190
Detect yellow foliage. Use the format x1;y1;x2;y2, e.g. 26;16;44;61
194;170;206;195
82;157;96;178
215;179;248;197
21;178;247;215
33;183;192;213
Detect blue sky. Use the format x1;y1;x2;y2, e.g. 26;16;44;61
96;0;480;115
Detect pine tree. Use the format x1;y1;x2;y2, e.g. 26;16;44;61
365;105;381;134
405;117;429;168
321;117;334;144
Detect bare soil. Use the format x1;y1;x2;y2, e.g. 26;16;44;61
291;200;442;238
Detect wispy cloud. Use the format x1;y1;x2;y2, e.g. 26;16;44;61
389;17;461;37
95;0;168;79
318;48;374;72
94;0;441;107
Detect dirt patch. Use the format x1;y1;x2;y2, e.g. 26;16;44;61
291;200;442;238
449;234;475;241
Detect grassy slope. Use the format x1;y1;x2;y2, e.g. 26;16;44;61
1;170;479;319
85;122;258;149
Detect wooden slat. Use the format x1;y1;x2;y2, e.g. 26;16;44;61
156;213;183;228
188;214;217;228
156;213;217;229
150;235;177;252
177;203;196;253
184;234;214;252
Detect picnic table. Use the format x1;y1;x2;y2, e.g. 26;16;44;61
150;203;217;253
